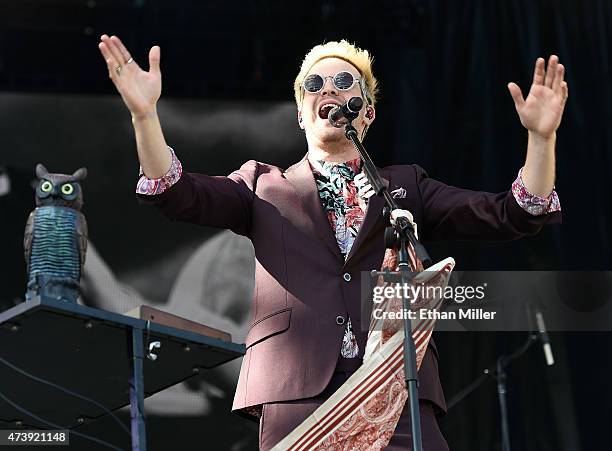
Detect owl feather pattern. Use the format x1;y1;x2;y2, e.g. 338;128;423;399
24;164;88;303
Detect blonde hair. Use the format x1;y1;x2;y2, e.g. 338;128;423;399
294;40;379;109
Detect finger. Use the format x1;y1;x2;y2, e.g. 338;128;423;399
507;82;525;108
532;57;545;85
99;34;115;58
358;185;373;195
354;174;368;187
357;183;374;196
102;55;120;81
110;35;132;64
98;42;119;66
544;55;558;88
553;64;565;95
560;81;569;105
148;46;161;75
362;189;375;199
99;35;124;80
98;44;122;81
357;182;372;192
104;36;127;70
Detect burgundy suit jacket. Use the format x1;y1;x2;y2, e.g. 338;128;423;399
137;155;560;416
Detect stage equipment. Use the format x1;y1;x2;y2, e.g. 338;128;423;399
0;298;243;451
446;325;554;451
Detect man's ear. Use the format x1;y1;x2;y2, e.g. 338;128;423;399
364;106;375;125
297;111;304;129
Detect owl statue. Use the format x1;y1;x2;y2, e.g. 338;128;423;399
24;164;88;303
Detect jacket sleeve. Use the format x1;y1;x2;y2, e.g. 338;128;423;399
413;164;561;242
136;159;259;237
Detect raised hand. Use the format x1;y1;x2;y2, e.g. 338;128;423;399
98;35;162;117
508;55;569;139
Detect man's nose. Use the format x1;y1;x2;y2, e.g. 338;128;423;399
321;77;338;96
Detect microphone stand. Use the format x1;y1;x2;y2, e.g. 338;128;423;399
445;333;539;451
341;119;431;451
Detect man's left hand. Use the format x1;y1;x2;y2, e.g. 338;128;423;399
508;55;569;140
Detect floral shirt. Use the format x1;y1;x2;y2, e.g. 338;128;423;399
308;156;367;259
135;147;182;195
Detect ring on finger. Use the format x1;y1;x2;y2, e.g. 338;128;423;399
115;65;122;75
126;57;134;64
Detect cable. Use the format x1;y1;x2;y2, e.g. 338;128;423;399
0;356;130;436
0;389;125;451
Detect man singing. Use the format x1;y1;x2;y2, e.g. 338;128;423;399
98;36;566;450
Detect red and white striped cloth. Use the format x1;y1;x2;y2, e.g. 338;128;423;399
272;244;455;451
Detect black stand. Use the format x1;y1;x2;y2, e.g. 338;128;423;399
0;296;245;451
446;333;539;451
496;334;538;451
342;120;431;451
128;327;146;451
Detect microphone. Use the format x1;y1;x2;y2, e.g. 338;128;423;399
535;310;555;366
329;97;364;128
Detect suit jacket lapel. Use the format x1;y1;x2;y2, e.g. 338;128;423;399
344;169;390;265
284;156;343;262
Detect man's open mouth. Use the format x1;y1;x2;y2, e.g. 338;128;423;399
318;103;338;119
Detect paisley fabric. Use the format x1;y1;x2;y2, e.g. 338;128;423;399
136;147;183;196
512;167;561;215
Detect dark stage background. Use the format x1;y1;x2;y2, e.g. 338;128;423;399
1;1;611;450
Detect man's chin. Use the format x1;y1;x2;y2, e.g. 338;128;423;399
314;123;345;142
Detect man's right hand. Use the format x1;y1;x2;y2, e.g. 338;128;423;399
98;35;162;118
98;34;171;179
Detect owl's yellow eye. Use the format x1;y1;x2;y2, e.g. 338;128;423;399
41;181;53;192
61;184;74;195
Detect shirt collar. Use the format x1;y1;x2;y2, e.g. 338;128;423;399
307;154;362;179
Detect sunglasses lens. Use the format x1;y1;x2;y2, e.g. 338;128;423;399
303;74;324;93
334;71;355;90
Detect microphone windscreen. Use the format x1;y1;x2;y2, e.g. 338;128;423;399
328;106;344;128
347;97;363;113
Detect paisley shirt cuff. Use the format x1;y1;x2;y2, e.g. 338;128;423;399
511;167;561;216
136;146;182;195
